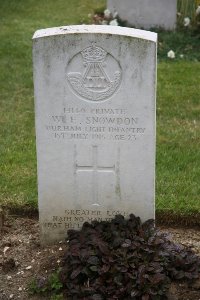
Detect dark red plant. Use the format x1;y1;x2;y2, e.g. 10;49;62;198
59;214;200;299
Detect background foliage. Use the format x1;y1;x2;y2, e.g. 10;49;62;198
177;0;200;28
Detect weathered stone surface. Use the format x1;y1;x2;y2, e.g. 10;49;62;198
108;0;177;30
33;25;157;244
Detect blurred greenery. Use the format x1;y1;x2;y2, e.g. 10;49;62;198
177;0;200;27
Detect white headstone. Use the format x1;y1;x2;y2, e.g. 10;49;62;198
33;25;157;244
108;0;177;30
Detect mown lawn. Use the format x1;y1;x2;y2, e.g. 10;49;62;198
0;0;199;215
157;62;200;215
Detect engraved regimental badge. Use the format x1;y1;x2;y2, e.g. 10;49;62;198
67;45;122;102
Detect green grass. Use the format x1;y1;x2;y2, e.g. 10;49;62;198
0;0;200;216
157;62;200;214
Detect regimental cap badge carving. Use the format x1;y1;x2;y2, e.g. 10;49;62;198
81;45;107;63
67;44;122;102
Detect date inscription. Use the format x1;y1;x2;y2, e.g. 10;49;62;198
45;107;146;142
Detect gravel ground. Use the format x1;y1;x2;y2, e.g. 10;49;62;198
0;216;200;300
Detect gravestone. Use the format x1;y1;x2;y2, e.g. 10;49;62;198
33;25;157;244
107;0;177;30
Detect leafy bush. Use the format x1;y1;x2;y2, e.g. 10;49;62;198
59;214;200;299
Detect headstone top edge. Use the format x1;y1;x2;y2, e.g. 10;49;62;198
32;25;157;42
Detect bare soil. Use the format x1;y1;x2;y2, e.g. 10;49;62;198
0;216;200;300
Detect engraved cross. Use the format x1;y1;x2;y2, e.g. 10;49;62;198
75;145;116;204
